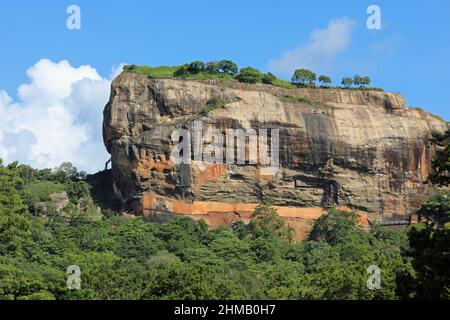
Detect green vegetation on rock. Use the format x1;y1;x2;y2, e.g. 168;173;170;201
21;181;64;204
199;98;226;116
123;61;383;92
280;95;314;105
235;67;263;84
123;65;182;79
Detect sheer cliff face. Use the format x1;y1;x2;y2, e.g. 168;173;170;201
103;72;447;238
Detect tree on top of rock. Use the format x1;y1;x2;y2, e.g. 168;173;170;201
361;76;371;87
341;77;354;88
318;75;332;86
217;60;238;75
354;75;371;88
261;72;277;85
291;68;316;86
187;61;206;74
235;67;263;84
205;61;220;74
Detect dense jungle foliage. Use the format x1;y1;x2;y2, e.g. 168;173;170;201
0;158;448;300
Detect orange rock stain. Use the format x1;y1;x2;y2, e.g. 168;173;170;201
192;164;228;186
141;193;369;240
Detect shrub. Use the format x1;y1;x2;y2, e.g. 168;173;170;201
123;64;137;71
431;113;445;122
187;61;206;74
261;72;277;85
236;67;262;84
64;181;92;204
199;98;226;115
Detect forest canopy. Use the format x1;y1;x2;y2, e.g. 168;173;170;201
0;159;448;300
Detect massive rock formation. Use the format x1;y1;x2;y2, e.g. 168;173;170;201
103;72;447;239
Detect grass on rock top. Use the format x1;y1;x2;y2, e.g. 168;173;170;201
122;64;383;92
123;65;182;79
124;65;236;81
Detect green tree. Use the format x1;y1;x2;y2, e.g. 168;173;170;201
0;160;30;255
429;129;450;185
308;209;366;245
61;251;147;300
291;69;316;86
361;76;371;87
53;162;79;182
64;180;92;204
16;164;38;183
235;67;263;84
142;263;206;299
318;75;332;86
37;168;53;181
421;129;450;225
420;190;450;226
395;131;450;299
353;75;363;87
261;72;277;85
205;61;220;74
0;264;56;300
217;60;238;75
341;77;354;88
187;61;206;74
396;224;450;299
109;218;164;263
246;204;293;242
208;229;254;266
173;65;190;78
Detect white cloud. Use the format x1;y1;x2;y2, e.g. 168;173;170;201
0;59;123;173
268;18;356;76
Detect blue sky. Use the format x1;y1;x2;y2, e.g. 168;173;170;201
0;0;449;171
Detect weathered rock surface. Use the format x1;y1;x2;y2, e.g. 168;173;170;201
103;72;448;239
